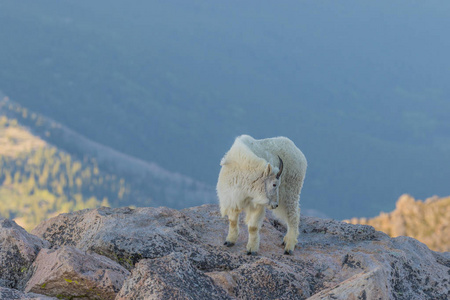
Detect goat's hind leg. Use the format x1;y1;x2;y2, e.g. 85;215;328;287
224;209;241;247
273;201;300;255
282;205;300;255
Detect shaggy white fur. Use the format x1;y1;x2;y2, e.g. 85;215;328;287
217;134;307;255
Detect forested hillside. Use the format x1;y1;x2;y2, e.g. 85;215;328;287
0;113;111;229
0;1;449;219
0;98;214;230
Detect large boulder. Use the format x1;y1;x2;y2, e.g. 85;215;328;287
31;206;253;272
0;218;49;289
0;286;57;299
25;246;130;300
31;204;450;299
116;252;230;300
32;207;194;270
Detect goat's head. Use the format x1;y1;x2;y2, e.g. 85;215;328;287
263;156;283;209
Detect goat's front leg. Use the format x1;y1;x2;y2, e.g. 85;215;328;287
244;205;265;255
224;209;241;247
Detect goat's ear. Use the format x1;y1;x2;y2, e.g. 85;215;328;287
220;157;232;166
263;163;273;177
220;157;228;166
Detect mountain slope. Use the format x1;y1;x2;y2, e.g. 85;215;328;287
0;113;111;229
346;194;450;252
0;97;215;230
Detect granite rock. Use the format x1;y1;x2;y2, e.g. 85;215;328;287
25;204;450;299
116;252;230;300
0;286;57;299
24;246;130;300
0;218;49;289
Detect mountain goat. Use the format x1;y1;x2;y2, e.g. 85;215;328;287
217;135;307;255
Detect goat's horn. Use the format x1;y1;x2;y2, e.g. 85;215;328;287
276;156;284;179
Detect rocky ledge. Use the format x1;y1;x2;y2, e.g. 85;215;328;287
1;205;449;299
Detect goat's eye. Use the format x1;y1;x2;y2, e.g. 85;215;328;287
273;184;277;187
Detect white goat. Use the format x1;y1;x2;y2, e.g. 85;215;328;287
217;134;307;255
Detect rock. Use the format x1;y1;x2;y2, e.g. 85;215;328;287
24;246;130;300
308;267;389;300
31;204;450;299
0;286;57;299
32;207;197;270
32;206;253;272
0;218;50;289
116;252;230;300
347;194;450;252
206;257;314;299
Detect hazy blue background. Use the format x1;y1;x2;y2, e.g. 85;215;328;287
1;0;449;219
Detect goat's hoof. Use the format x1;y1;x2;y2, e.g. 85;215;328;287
284;250;293;255
281;241;285;246
247;251;257;256
224;241;235;247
